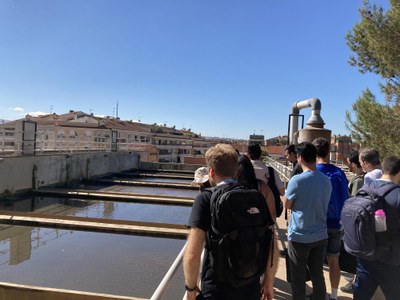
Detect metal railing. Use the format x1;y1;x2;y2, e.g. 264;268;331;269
150;243;187;300
150;242;205;300
263;156;292;182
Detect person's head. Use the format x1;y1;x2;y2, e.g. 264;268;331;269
205;143;239;186
381;156;400;177
312;137;330;159
347;150;363;174
237;155;258;188
191;166;211;191
359;148;381;172
296;142;317;165
284;144;297;163
247;143;262;160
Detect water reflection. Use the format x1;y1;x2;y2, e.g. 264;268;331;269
102;185;199;198
123;177;193;184
0;225;185;299
0;175;196;299
0;196;192;224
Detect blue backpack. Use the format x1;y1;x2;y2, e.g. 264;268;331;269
341;183;399;261
317;164;349;228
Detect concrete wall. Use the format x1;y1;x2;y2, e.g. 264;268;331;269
0;152;139;195
139;161;201;172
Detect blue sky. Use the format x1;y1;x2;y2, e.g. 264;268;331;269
0;0;390;139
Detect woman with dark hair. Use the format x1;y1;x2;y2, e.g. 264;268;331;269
237;155;279;300
237;155;274;216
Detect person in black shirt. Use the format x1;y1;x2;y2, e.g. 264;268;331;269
183;144;268;300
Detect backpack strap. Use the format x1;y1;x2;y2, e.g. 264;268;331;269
267;167;275;185
377;183;400;198
357;183;400;209
207;183;239;240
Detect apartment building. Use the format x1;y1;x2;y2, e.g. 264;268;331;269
0;111;212;163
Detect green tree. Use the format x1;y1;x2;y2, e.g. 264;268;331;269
345;89;400;157
346;0;400;156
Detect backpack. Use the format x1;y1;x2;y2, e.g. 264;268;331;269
207;183;274;287
341;183;399;261
317;165;349;224
267;167;283;218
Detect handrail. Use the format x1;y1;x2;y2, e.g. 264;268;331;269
150;242;187;300
150;241;206;300
263;156;292;182
182;249;205;300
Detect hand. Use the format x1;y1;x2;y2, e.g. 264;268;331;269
261;284;274;300
185;290;198;300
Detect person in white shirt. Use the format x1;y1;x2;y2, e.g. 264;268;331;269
359;148;382;186
247;143;285;196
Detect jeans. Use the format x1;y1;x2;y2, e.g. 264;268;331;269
354;259;400;300
288;239;327;300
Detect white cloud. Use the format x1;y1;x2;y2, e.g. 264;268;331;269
10;107;25;112
28;111;48;117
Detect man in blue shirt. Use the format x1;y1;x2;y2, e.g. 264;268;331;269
313;137;349;300
284;142;332;300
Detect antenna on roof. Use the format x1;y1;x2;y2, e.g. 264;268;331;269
116;100;119;119
50;105;53;114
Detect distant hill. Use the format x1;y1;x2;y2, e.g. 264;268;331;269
0;118;10;124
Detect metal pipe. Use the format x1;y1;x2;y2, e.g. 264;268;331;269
150;243;187;300
289;98;325;144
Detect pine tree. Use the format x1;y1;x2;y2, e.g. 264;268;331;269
346;0;400;156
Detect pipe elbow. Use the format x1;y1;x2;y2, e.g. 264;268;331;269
308;97;321;110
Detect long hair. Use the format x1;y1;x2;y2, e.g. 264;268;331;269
237;155;258;189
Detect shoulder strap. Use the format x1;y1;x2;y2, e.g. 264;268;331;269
267;167;275;185
357;183;400;207
378;183;400;198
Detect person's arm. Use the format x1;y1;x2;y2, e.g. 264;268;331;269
283;195;293;210
351;177;364;196
261;241;276;300
273;169;285;196
260;181;276;221
183;227;205;300
284;178;296;210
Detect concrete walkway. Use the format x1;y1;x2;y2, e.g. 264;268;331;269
273;214;385;300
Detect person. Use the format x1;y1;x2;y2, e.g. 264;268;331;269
237;155;278;300
353;156;400;300
280;144;303;257
284;142;331;300
285;144;303;178
347;150;366;196
237;154;276;221
359;148;382;187
183;144;270;300
340;149;365;294
247;143;285;198
191;166;211;191
312;137;349;300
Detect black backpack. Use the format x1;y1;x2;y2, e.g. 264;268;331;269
207;183;274;287
341;183;399;261
267;167;283;218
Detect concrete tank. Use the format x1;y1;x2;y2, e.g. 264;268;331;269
297;126;332;144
